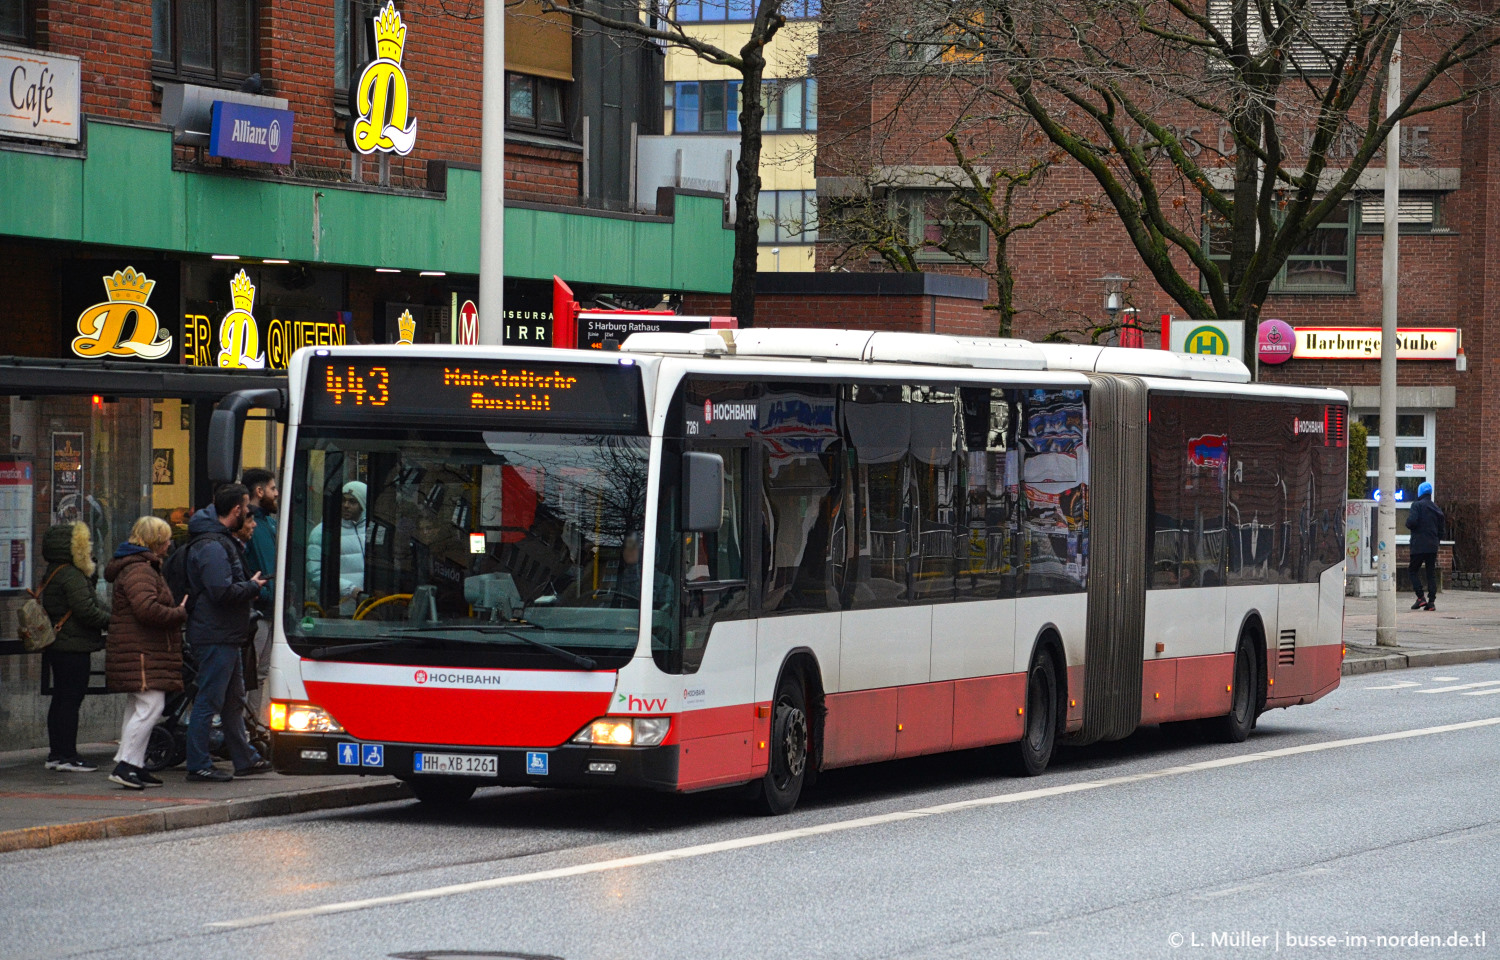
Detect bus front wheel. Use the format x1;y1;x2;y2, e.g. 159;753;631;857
1007;650;1060;777
753;671;810;816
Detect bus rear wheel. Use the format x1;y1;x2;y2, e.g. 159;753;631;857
753;672;810;816
1201;636;1259;743
1007;651;1059;777
404;776;478;806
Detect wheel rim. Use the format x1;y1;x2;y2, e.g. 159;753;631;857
773;699;808;788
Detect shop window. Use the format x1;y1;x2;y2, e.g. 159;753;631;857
153;0;259;85
1359;194;1443;234
673;0;818;23
507;72;569;138
1356;409;1435;542
890;189;986;262
1;0;31;46
757;190;818;244
1205;200;1355;294
760;78;816;132
669;80;741;134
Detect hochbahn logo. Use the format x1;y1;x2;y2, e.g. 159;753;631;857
1293;419;1325;435
413;669;503;687
703;401;757;423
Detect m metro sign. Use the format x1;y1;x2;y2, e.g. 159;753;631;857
1294;327;1460;361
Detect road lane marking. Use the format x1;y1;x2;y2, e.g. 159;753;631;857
1433;677;1460;682
206;716;1500;932
1418;681;1500;694
1364;681;1421;690
1463;688;1500;696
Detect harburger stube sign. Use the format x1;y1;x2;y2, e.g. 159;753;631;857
1294;326;1460;361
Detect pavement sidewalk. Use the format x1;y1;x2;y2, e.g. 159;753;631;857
1;589;1496;854
1341;587;1500;675
0;741;406;854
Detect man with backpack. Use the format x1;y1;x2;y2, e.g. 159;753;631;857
178;483;271;782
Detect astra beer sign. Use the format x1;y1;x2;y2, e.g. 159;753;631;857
347;1;418;156
61;260;181;362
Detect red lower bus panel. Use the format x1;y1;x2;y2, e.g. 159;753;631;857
303;682;611;748
951;673;1026;749
1139;659;1177;725
1065;665;1084;731
895;682;954;758
822;688;898;768
678;731;756;790
675;704;754;741
1173;654;1234;721
1267;644;1343;708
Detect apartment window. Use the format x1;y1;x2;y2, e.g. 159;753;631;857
1205;200;1355;293
761;79;816;132
334;0;380;95
153;0;259;84
674;0;819;23
1359;194;1443;234
670;81;742;133
1;0;31;45
891;190;985;261
1207;0;1351;74
1356;410;1436;541
507;72;568;137
757;190;818;243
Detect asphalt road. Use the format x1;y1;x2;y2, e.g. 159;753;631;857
5;661;1499;960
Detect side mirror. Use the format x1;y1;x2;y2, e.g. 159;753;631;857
207;388;285;485
681;451;725;533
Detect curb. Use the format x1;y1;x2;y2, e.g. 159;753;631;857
0;778;410;855
1342;646;1500;676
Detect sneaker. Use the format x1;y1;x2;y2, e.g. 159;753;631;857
109;764;145;790
133;767;164;787
234;758;274;777
53;757;98;772
1425;602;1436;612
43;757;63;770
186;767;233;783
1411;598;1426;610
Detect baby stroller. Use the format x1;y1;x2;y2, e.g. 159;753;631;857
143;639;271;772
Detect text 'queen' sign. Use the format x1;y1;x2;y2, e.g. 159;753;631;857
1294;327;1460;361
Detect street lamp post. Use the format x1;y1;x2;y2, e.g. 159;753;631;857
1094;272;1128;342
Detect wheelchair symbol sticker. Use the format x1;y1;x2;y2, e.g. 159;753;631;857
362;744;384;768
526;751;548;776
338;743;360;766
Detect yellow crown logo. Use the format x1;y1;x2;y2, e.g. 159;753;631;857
102;267;156;305
229;270;257;312
373;1;407;62
397;309;416;344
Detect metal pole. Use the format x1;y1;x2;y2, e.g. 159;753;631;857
478;0;506;345
1376;34;1401;647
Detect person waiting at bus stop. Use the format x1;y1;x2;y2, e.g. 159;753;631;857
183;484;271;782
240;468;279;708
1406;481;1444;612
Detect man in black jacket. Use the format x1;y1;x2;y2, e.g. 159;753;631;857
1405;481;1444;612
183;483;270;781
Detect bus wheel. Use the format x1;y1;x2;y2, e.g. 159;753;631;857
1007;651;1059;777
404;776;478;806
1201;637;1258;743
754;672;810;816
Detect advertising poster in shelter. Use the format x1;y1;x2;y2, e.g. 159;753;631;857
0;461;33;590
50;433;84;525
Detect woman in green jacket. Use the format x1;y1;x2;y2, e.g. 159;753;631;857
39;522;112;772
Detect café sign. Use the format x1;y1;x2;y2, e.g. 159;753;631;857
2;44;81;145
1294;326;1460;361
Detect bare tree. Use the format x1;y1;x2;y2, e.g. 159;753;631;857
822;0;1500;360
529;0;816;326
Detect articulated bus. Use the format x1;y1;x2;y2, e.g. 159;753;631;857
211;329;1347;812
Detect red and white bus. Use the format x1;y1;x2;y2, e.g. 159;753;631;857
212;329;1347;812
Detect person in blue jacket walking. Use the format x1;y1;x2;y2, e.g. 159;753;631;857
1405;481;1444;612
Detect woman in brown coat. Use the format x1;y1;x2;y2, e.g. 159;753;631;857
103;516;187;789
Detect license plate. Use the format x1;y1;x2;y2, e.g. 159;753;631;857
412;752;497;776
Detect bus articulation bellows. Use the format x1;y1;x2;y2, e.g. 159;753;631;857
213;329;1347;812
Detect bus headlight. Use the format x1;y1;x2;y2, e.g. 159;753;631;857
271;702;345;734
571;716;671;747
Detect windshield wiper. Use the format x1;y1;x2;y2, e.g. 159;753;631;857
398;625;598;670
302;636;428;660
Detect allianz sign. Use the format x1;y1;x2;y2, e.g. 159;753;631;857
209;100;295;165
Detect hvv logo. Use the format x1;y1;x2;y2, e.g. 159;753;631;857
617;693;668;712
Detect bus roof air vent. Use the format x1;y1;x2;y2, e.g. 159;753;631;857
1036;343;1251;383
619;331;732;356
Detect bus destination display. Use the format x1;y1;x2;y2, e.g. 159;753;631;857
304;357;642;430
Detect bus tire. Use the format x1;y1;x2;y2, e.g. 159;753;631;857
753;670;811;816
1201;635;1259;744
405;776;478;806
1007;649;1060;777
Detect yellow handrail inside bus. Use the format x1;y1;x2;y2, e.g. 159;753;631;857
354;593;413;621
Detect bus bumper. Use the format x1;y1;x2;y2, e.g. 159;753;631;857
270;732;680;791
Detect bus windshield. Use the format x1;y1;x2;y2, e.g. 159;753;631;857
285;428;651;669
